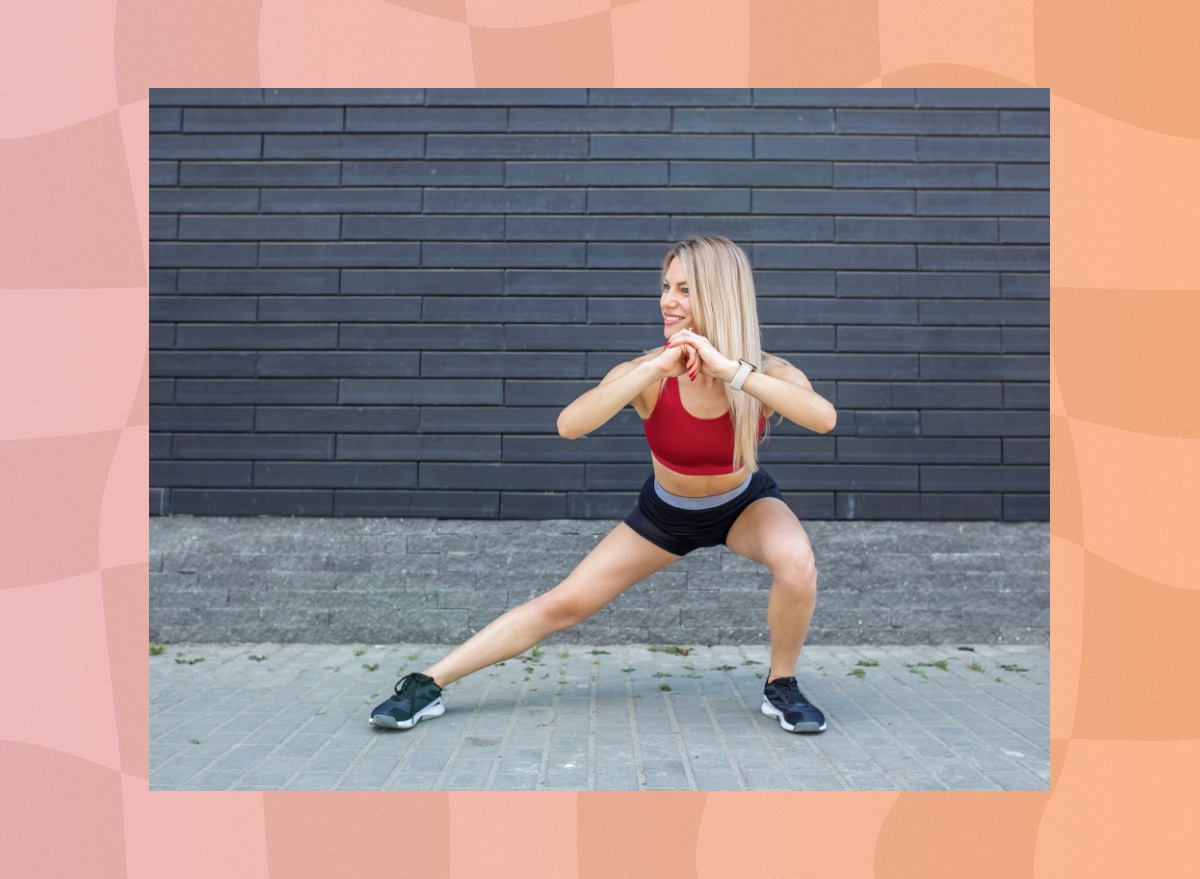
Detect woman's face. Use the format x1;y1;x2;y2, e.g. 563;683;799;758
660;256;694;339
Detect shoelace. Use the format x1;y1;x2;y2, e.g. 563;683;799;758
769;677;812;708
393;672;423;698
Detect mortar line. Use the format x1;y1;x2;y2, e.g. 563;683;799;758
428;668;501;791
623;646;648;790
483;665;535;791
653;650;699;790
693;650;749;791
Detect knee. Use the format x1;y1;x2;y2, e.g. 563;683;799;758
528;589;588;632
771;545;818;603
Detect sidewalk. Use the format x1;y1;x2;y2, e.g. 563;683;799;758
150;642;1048;792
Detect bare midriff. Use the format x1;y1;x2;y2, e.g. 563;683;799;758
650;455;752;498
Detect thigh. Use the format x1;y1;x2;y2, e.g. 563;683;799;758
724;496;813;569
545;522;681;618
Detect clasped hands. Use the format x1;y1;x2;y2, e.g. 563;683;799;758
657;328;737;383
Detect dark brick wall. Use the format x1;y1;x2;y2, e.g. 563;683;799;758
149;88;1049;521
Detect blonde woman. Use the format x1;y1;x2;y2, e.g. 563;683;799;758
370;236;838;734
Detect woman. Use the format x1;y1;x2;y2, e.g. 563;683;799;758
370;236;837;734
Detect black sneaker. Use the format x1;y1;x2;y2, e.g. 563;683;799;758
369;672;445;729
761;676;826;733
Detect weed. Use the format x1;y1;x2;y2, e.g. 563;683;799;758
712;664;736;671
682;663;695;671
249;654;267;662
967;661;984;672
855;659;879;667
649;645;690;656
849;668;866;679
652;672;673;678
659;683;672;691
362;663;379;672
353;649;365;657
174;656;205;665
406;653;418;661
998;663;1028;673
557;677;568;685
621;667;635;673
559;650;570;659
592;659;601;665
741;658;762;665
149;644;165;656
909;667;928;679
589;649;610;655
995;676;1003;682
531;645;544;659
189;739;200;745
933;659;950;671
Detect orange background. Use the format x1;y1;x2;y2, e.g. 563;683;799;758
2;1;1198;876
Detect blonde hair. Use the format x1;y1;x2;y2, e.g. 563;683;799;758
662;236;767;472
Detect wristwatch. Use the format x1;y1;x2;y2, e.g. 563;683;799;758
729;358;758;390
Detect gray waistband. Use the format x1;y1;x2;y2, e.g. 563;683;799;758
653;473;753;510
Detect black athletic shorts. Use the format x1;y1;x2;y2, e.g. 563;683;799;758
623;468;784;556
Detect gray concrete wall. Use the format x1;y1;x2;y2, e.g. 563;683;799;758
150;516;1048;645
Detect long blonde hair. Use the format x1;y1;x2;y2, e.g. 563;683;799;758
662;236;767;472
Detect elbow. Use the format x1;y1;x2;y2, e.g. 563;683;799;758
557;414;579;441
819;406;838;435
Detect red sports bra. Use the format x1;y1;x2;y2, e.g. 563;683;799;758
642;377;765;475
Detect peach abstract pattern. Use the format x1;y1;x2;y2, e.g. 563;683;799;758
2;1;1198;877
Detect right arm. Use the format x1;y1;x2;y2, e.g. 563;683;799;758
557;347;687;440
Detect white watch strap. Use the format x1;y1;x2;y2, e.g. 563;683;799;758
730;361;754;390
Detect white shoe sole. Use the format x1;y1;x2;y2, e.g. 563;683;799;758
761;696;826;733
370;697;445;730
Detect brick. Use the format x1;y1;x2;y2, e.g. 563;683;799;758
672;216;830;242
171;489;334;516
1003;383;1049;409
420;297;581;324
420;463;584;491
178;269;339;294
150;134;261;159
511;107;671;132
427;134;587;159
151;406;254;432
506;161;667;186
150;162;177;185
258;352;420;378
754;88;915;107
919;191;1049;217
852;411;921;436
670;161;832;187
342;161;504;186
919;137;1049;162
1003;327;1049;353
566;492;637;517
342;215;504;241
920;493;1002;519
173;434;333;460
255;462;417;488
586;243;683;269
151;188;259;213
838;438;1000;464
835;162;995;188
916;89;1048;109
422;352;587;379
918;246;1048;272
770;463;919;491
839;109;997;135
262;134;424;159
259;242;420;267
755;271;836;296
1003;495;1048;521
837;326;999;353
427;88;587;105
509;216;669;244
420;407;560;434
674;108;833;133
587;188;750;214
1003;439;1049;465
424;188;586;213
1001;273;1049;298
185;107;342;132
756;135;916;161
152;461;252;486
257;297;420;322
760;353;920;381
753;189;914;215
837;492;921;519
919;300;1047;326
341;323;498;351
343;269;504;295
346;106;506;131
837;217;995;243
176;378;338;405
998;164;1049;189
255;407;417;433
150;434;171;459
761;326;836;351
921;355;1046;382
149;323;175;349
178;215;340;240
503;436;647;463
591;89;750;106
591;135;752;160
1000;111;1049;135
837;271;998;298
339;379;503;405
892;382;1002;408
424;242;584;268
921;466;1048;493
263;88;422;105
337;435;500;462
180;161;340;187
506;269;658;296
504;380;593;406
175;324;337;350
152;88;264;106
921;411;1048;437
753;244;914;270
500;493;569;518
504;324;657;352
999;219;1049;244
150;243;257;267
151;352;255;377
149;216;177;240
260;188;422;213
761;298;917;325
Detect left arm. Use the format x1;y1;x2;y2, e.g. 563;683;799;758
668;329;837;434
